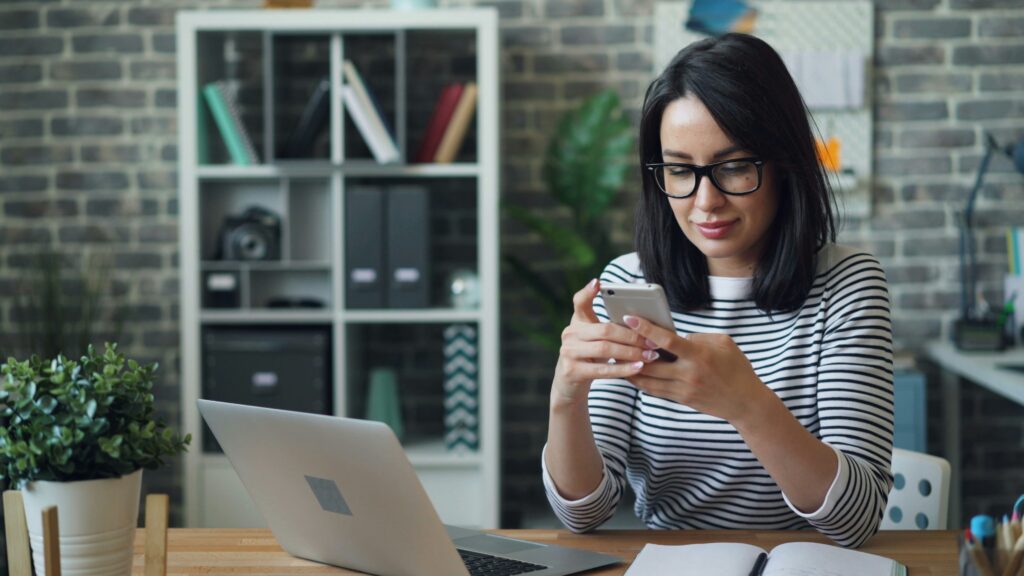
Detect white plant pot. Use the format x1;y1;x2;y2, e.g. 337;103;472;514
21;469;142;576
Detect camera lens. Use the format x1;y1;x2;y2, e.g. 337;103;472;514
608;289;616;295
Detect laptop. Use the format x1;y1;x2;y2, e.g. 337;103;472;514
197;399;621;576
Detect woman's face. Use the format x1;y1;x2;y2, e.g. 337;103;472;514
658;95;779;278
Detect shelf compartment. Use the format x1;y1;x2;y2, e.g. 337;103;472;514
287;179;332;262
343;309;480;323
342;34;399;163
201;310;334;323
200;179;284;262
196;30;267;166
250;269;332;309
272;34;332;161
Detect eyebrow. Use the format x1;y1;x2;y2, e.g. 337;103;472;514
661;145;746;161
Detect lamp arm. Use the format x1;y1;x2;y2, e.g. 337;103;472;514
960;144;995;320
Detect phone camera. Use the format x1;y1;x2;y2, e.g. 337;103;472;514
608;289;616;295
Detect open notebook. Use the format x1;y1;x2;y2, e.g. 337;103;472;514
625;541;907;576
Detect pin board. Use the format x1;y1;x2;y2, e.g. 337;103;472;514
654;1;874;217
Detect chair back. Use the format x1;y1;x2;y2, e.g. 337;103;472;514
881;448;950;530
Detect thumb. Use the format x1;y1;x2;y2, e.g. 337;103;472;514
571;279;601;324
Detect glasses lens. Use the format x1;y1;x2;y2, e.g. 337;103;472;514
655;165;696;197
712;160;759;193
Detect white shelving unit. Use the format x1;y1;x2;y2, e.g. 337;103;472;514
177;8;500;529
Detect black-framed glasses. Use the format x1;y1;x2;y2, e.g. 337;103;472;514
645;157;765;199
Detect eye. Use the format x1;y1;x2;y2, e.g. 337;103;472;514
667;166;693;177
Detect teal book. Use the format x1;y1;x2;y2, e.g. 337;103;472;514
202;81;256;166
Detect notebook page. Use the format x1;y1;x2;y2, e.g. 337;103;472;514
764;542;905;576
625;543;766;576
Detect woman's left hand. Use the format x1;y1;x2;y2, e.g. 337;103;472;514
622;315;772;425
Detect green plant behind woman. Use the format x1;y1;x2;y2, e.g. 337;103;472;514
505;90;634;350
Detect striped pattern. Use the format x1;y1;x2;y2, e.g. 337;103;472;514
444;323;480;452
543;244;894;548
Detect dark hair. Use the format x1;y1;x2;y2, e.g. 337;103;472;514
635;33;836;312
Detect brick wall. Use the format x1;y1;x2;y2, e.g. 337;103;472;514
0;0;1022;533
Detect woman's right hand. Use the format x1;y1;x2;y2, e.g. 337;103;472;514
550;279;656;409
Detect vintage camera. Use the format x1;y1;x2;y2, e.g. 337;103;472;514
218;206;282;261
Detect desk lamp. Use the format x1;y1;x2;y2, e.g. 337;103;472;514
954;132;1024;350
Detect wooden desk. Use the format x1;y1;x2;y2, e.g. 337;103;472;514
131;528;959;575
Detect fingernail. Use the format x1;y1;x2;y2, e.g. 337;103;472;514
643;350;660;362
588;278;598;289
645;338;658;349
631;361;644;370
623;315;640;328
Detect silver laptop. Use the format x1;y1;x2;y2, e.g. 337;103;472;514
197;399;620;576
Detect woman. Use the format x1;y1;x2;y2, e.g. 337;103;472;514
542;33;893;548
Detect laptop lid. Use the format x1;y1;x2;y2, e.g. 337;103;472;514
197;399;469;576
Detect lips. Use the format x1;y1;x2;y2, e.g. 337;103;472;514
694;219;737;239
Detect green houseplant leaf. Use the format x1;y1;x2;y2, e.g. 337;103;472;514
506;89;635;351
0;343;191;488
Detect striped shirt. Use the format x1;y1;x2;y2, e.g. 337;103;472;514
542;244;894;548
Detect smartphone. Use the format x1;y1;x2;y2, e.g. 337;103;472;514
600;282;678;362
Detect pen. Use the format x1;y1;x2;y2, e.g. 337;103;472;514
748;552;768;576
1003;531;1024;576
998;516;1011;574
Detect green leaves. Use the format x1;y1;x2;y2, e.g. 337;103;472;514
0;343;191;487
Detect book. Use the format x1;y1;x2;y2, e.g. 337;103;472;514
433;82;478;163
414;83;465;163
282;77;330;158
342;86;398;163
342;60;400;163
202;81;259;165
625;541;907;576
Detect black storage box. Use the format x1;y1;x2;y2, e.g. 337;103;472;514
202;325;332;453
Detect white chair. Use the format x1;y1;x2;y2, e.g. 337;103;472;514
881;448;951;530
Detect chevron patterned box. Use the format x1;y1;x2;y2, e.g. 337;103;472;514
443;323;479;452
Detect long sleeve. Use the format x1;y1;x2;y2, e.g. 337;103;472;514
783;251;895;547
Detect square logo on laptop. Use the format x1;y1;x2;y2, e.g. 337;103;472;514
304;475;353;516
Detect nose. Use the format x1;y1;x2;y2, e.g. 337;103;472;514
692;174;725;212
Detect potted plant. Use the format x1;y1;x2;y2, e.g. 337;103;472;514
504;89;635;350
0;343;190;576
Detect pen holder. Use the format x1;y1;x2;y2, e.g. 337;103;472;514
959;533;986;576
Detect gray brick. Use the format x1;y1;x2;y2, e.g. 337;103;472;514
616;51;652;72
86;197;160;217
954;44;1024;66
899;128;975;148
958;100;1024;121
504;80;556;101
960;152;1020;175
545;0;604;18
114;252;163;269
4;199;77;218
46;8;120;28
0;36;62;56
876;156;951;176
138;171;177;190
0;9;39;30
152;33;176;54
974;208;1024;227
56;171;130;191
0;89;67;110
885;264;941;284
893;17;970;39
567;79;640;99
872;208;947;231
903;236;958;257
130;116;177;136
895;72;972;94
0;227;51;244
76;88;146;108
874;129;894;148
143;330;179;348
562;25;635;45
139;224;177;243
0;63;41;83
979;17;1024;38
876;45;944;66
167;198;178;216
477;1;524;19
896;290;958;310
900;183;968;202
155;89;176;108
877;101;947;122
501;27;551;48
59;225;131;243
980;73;1024;92
129;61;175;81
72;33;143;54
1;145;73;166
126;7;177;26
534;54;608;74
160;144;176;161
50;61;121;81
51;116;123;137
0;175;48;193
81;144;143;163
950;0;1022;7
0;118;43;139
876;0;941;10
